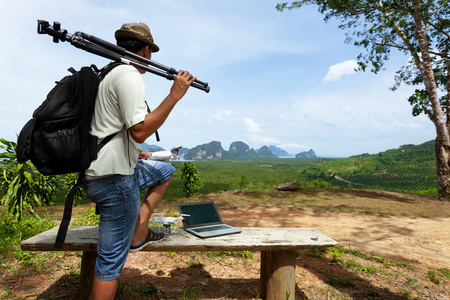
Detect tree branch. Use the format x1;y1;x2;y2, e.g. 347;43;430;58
371;38;450;59
426;0;449;21
424;107;436;124
378;1;424;73
428;21;450;40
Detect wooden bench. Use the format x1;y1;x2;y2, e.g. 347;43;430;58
21;226;338;299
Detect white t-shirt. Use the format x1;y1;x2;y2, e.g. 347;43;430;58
85;64;147;178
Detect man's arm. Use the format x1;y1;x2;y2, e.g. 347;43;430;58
129;70;195;143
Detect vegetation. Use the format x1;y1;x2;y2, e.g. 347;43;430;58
0;137;439;208
180;162;204;197
277;0;450;200
0;211;55;273
163;140;438;199
0;139;58;220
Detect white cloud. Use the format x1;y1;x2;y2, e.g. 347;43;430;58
323;60;358;82
213;108;232;121
278;143;309;150
244;118;261;133
278;114;289;121
246;134;280;146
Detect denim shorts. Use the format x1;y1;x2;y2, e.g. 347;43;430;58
83;174;141;281
134;160;176;190
83;160;175;281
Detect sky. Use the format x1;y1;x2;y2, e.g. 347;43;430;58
0;0;437;157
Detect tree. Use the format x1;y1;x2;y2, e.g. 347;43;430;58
180;162;204;197
0;138;57;219
277;0;450;200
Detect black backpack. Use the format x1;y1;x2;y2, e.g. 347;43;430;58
17;63;120;174
16;62;121;248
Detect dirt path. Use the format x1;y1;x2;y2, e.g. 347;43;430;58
5;190;450;299
221;207;450;268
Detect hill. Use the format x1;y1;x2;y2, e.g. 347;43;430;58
304;140;437;193
296;149;317;158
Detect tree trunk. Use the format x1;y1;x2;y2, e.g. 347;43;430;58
410;1;450;201
435;138;450;201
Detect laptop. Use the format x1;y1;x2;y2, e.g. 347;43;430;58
177;201;242;238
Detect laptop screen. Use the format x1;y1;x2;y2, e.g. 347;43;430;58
178;202;223;228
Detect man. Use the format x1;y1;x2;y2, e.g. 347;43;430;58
83;22;195;299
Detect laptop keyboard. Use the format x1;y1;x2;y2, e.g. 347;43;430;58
191;225;229;233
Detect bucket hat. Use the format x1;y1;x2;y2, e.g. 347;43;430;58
115;22;159;52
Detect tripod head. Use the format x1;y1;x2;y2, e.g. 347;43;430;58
37;21;68;43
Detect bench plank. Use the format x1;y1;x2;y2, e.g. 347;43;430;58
20;226;337;252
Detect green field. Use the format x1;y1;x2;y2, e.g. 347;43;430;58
163;140;438;198
0;140;439;207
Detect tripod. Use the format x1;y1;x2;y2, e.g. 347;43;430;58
37;20;210;93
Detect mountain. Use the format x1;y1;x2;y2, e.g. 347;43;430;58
228;141;258;158
185;141;227;160
268;145;289;157
138;143;164;152
257;146;278;158
295;149;317;158
178;147;189;159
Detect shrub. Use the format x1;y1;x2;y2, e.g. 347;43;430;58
0;138;58;220
180;162;204;197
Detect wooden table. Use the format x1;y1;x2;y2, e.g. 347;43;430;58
21;226;338;299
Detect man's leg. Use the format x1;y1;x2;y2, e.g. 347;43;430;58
90;278;118;300
83;175;141;300
131;174;174;246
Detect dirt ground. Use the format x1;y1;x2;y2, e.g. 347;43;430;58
3;189;450;299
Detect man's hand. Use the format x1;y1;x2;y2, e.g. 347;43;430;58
138;150;151;160
170;70;196;101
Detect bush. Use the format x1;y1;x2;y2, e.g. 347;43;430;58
180;162;204;197
0;138;58;220
0;212;55;261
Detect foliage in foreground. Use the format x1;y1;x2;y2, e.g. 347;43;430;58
0;212;55;266
0;139;58;220
180;161;204;197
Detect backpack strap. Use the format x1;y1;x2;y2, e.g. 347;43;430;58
145;101;160;142
54;171;85;249
96;62;122;81
54;132;115;249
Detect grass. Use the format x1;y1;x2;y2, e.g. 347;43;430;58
204;251;254;259
0;211;56;270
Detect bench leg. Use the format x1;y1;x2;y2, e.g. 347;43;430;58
79;250;97;299
260;250;296;300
